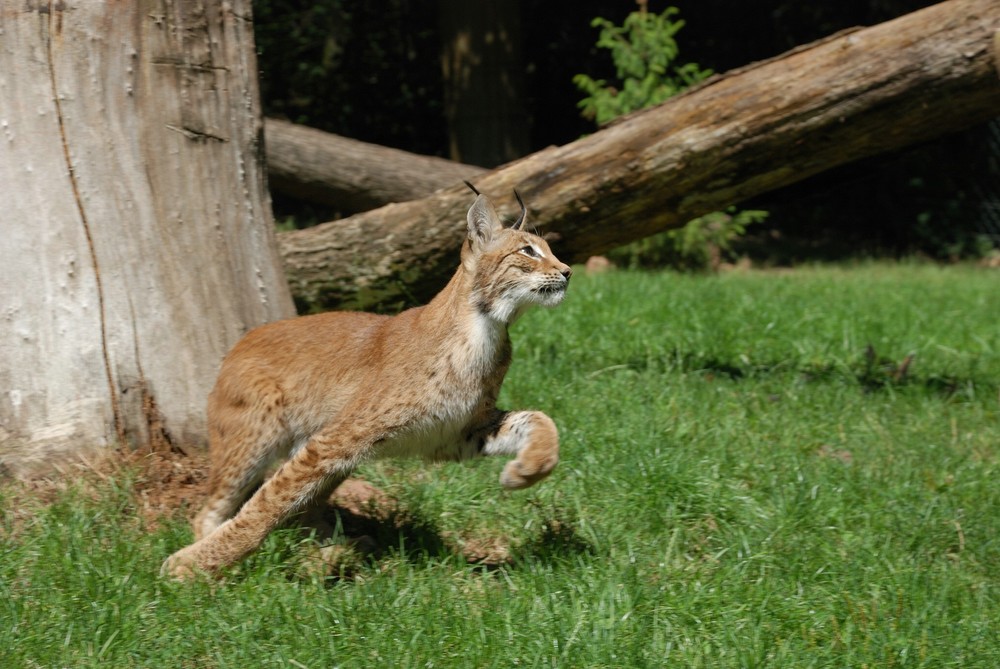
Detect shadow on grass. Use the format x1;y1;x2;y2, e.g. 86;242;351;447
636;345;993;399
325;504;450;564
513;516;597;565
306;501;597;578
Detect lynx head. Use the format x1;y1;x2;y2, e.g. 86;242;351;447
461;182;572;324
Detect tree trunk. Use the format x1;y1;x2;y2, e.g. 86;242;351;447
265;118;486;215
278;0;1000;312
0;1;295;477
439;0;529;167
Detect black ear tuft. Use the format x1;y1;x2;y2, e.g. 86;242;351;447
463;180;481;196
512;189;527;230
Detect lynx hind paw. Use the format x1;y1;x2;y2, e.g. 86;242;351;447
500;453;558;490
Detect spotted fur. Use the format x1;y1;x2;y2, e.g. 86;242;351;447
162;188;572;578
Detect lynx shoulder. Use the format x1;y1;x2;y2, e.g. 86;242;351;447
162;184;572;578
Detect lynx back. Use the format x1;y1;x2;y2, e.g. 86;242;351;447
162;185;572;578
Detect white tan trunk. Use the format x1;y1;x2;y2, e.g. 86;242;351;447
0;1;294;476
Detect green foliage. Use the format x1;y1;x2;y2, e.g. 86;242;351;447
3;264;1000;667
573;6;712;126
610;207;769;270
574;4;766;270
670;209;768;266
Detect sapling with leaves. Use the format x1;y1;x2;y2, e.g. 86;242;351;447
574;1;766;271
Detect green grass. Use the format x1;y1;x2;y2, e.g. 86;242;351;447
3;262;998;667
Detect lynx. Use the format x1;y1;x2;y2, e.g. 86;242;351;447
162;185;572;578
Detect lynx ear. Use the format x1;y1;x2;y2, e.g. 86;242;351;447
467;194;503;248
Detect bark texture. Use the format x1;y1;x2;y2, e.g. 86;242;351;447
0;1;295;476
278;0;1000;312
265;118;486;214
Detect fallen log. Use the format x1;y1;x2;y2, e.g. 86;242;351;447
278;0;1000;312
265;118;486;214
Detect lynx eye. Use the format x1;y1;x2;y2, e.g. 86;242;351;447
519;245;541;259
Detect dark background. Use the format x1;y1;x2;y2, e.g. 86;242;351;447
253;0;999;262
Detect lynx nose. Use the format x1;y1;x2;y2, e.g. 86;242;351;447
560;266;572;281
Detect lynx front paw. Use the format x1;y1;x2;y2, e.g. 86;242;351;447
500;452;558;490
161;545;206;581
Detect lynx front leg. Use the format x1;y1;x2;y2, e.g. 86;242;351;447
477;410;560;490
161;433;359;579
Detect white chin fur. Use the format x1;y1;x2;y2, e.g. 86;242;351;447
490;286;565;322
535;288;566;308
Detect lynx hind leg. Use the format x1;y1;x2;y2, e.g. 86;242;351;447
163;430;360;579
193;378;290;541
481;410;559;490
194;446;273;541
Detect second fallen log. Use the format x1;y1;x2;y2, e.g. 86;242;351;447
265;118;486;214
